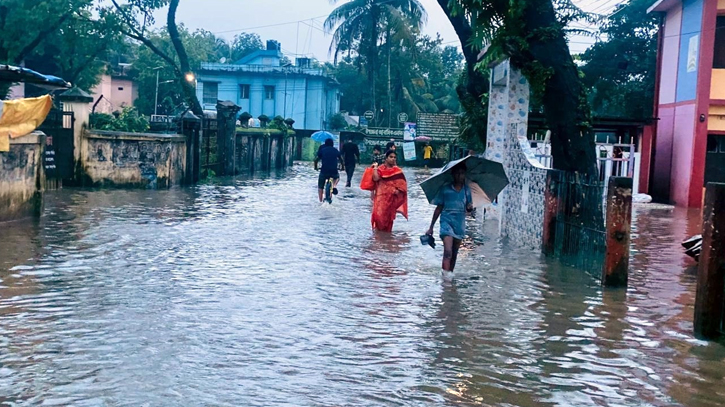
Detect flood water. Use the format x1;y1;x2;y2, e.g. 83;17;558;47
1;164;724;406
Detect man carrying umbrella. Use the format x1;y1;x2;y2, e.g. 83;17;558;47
314;138;345;202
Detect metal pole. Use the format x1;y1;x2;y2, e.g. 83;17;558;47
154;69;160;116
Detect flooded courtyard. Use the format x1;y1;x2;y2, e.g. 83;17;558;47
1;164;723;406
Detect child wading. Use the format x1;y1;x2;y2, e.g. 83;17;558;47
426;163;473;280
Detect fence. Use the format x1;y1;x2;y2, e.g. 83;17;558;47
38;109;75;189
201;119;219;175
545;170;607;274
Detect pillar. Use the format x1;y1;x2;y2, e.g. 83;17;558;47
216;100;241;176
694;183;725;339
181;111;201;184
602;177;633;287
58;88;93;182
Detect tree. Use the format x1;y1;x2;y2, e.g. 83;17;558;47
23;8;126;93
579;0;658;120
107;0;203;115
440;0;599;174
230;33;264;62
324;0;427;117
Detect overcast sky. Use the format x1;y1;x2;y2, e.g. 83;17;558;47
154;0;622;63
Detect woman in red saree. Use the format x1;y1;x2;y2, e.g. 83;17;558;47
370;150;408;232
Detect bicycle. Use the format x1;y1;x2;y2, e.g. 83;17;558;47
323;176;335;204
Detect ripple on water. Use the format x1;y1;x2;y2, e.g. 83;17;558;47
0;167;723;405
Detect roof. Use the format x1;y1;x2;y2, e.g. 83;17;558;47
648;0;679;13
0;64;71;89
235;49;283;65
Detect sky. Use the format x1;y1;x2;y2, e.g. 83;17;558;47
154;0;625;63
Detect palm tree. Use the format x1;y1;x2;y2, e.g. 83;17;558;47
324;0;427;124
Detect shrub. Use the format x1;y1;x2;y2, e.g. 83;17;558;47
258;114;270;127
284;118;295;128
91;107;149;132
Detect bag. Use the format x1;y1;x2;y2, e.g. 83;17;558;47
360;167;376;191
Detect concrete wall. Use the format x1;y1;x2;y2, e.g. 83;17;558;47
0;132;44;222
235;132;294;174
82;130;186;188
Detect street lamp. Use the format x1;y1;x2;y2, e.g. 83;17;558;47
154;79;174;116
185;72;195;83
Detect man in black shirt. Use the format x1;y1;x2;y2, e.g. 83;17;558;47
341;138;360;187
314;138;344;202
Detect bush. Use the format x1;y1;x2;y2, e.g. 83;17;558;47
89;112;114;129
284;117;295;128
258;114;269;127
91;107;149;132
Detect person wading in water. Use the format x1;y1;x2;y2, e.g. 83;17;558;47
426;163;473;280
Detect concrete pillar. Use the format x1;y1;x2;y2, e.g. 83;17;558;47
181;111;201;184
602;177;633;287
58;88;93;181
694;183;725;339
216;100;241;176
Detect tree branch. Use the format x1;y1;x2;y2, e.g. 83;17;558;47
167;0;202;115
13;11;72;64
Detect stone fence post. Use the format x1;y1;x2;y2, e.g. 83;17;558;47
694;182;725;340
181;111;201;184
216;100;241;176
601;177;633;287
58;88;93;182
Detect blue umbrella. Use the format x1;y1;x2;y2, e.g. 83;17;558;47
311;131;335;143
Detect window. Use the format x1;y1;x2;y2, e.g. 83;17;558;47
203;82;218;105
240;84;250;99
714;16;725;68
264;85;275;100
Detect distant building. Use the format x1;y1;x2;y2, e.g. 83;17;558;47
194;40;341;130
647;0;725;207
89;63;138;114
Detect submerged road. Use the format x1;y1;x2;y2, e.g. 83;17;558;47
0;164;723;406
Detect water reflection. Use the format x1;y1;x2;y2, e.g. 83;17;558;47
0;166;724;405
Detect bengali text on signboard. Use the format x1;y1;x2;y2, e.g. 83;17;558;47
417;113;460;140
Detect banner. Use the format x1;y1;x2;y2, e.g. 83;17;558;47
403;142;417;161
403;122;416;141
417;112;459;140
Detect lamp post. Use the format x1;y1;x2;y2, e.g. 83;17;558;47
153;66;164;116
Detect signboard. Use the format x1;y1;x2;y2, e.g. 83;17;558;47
403;122;416;141
417;112;460;140
397;112;408;123
363;110;375;121
44;136;56;178
687;35;699;73
403;142;416;161
365;127;404;139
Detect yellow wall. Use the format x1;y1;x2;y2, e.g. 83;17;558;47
711;69;725;100
709;105;725;131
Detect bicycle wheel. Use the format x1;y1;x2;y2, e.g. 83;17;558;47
324;178;333;203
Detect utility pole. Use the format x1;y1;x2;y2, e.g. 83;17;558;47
153;66;163;116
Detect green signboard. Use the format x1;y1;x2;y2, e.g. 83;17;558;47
417;113;460;140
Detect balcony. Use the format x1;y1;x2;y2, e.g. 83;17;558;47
199;62;328;78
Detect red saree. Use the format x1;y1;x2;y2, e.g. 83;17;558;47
371;165;408;232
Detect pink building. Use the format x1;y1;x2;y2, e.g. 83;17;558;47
647;0;725;207
89;71;138;115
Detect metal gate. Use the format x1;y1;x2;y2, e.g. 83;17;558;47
201;118;219;176
38;109;75;188
548;170;607;273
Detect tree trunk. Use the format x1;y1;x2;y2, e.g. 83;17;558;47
167;0;203;116
518;0;597;175
370;7;378;126
436;0;489;147
387;27;392;128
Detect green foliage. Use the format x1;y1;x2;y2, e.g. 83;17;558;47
329;113;347;130
579;0;658;119
91;106;150;133
284;118;295;128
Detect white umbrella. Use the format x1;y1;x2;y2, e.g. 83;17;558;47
419;155;509;207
